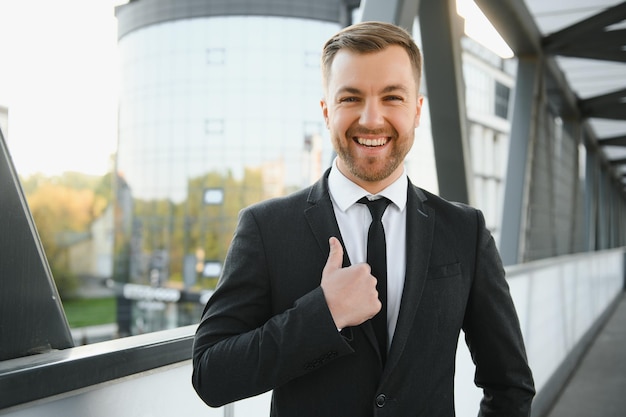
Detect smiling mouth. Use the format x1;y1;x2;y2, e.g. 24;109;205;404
356;137;388;147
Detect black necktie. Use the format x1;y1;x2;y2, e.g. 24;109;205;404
358;196;391;363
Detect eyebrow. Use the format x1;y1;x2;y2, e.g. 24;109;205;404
381;85;410;95
335;84;410;97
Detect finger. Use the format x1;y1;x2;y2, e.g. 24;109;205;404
323;237;344;274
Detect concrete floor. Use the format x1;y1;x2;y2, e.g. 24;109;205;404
545;292;626;417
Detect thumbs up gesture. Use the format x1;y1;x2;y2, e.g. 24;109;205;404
321;237;382;329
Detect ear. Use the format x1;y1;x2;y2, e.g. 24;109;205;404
414;95;424;128
320;98;329;129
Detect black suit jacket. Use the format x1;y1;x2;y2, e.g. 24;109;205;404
192;170;535;416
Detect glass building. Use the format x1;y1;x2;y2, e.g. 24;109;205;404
113;0;360;335
113;0;514;336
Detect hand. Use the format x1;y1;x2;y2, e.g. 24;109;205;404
321;237;382;329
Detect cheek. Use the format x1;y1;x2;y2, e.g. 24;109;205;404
394;112;419;133
328;110;353;132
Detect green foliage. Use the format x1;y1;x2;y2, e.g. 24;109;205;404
51;264;79;299
128;168;265;290
21;171;114;295
62;297;116;328
22;167;268;294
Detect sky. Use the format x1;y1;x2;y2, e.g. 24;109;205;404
0;0;511;178
0;0;126;177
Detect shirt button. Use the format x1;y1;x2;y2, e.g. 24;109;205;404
375;394;386;408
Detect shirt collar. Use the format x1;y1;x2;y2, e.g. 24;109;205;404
328;158;408;212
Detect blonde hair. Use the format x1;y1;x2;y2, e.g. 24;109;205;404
321;21;422;90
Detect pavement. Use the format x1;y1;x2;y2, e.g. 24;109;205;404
545;292;626;417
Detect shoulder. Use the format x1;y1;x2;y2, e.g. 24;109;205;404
418;186;479;215
239;185;314;228
243;172;329;218
414;185;485;229
247;186;311;213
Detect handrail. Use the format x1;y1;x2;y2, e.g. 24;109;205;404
505;247;625;277
0;325;196;410
1;248;623;413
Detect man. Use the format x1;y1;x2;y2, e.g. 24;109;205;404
192;21;535;416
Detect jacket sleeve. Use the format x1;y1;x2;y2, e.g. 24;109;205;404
191;206;353;408
463;210;535;416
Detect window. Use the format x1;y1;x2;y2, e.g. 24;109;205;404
494;81;510;119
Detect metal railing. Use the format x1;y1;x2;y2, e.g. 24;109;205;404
1;248;623;417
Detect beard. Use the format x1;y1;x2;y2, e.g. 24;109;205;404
332;125;414;183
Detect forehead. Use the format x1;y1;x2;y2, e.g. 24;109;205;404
327;45;417;94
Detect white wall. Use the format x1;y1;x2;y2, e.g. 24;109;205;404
1;361;271;417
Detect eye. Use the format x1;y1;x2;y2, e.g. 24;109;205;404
384;95;404;102
339;96;359;103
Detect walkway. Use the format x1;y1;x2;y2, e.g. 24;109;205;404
545;292;626;417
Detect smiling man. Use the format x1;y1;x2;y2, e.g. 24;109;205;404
192;21;535;417
322;43;421;193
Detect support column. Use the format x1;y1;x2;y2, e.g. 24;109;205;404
418;0;473;205
584;147;598;251
564;119;582;253
499;58;541;265
598;166;609;250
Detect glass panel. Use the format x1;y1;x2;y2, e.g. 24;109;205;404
113;16;340;337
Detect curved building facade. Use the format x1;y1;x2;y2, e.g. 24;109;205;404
113;0;359;334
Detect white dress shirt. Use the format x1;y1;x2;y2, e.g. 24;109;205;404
327;159;408;350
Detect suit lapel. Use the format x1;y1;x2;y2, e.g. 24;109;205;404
303;170;381;361
385;182;435;372
303;171;350;268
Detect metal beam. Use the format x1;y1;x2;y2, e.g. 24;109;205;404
543;2;626;63
599;135;626;147
547;30;626;62
474;0;541;56
580;88;626;120
418;0;473;204
0;129;74;361
359;0;420;30
499;58;541;265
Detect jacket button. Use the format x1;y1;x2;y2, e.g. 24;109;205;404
375;394;386;408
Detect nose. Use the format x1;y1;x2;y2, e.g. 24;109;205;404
359;100;385;129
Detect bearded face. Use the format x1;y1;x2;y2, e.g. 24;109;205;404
321;46;423;193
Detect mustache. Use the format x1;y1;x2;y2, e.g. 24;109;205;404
346;126;397;137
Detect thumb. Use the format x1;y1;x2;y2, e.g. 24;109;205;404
323;237;344;274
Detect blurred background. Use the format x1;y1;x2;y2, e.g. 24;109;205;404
0;0;602;344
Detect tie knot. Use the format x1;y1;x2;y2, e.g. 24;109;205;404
358;197;391;222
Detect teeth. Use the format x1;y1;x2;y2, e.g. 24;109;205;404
357;137;387;147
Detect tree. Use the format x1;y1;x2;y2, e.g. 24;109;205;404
121;168;264;289
22;172;111;297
